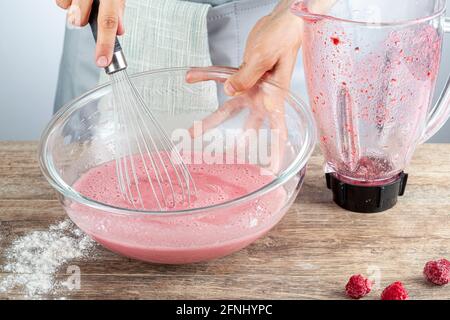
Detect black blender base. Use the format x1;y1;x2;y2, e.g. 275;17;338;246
325;172;408;213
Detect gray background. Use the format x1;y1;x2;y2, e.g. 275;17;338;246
0;0;449;142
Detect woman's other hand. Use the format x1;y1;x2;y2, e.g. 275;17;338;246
224;1;303;96
56;0;125;67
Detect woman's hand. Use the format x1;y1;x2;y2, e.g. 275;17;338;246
56;0;125;67
185;2;304;173
224;1;303;96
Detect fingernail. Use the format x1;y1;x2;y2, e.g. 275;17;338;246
97;56;108;67
224;82;236;96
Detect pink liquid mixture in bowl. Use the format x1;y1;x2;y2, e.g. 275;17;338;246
39;67;316;265
67;154;297;264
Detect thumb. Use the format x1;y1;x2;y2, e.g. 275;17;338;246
224;53;276;96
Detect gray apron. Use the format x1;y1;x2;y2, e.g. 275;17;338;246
54;0;307;112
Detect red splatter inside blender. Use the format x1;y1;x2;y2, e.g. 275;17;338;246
302;19;441;185
331;36;340;45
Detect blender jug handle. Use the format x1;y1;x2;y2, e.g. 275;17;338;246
421;17;450;143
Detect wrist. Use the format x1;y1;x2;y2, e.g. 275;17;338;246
274;0;296;13
271;1;303;28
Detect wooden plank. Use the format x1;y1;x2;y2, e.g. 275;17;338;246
0;142;449;300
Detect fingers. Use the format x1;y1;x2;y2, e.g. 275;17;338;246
261;49;298;119
96;0;122;67
267;49;298;90
244;109;266;132
242;90;266;131
188;97;246;138
224;51;277;96
56;0;72;9
58;0;125;67
266;95;288;175
67;0;93;27
263;56;294;174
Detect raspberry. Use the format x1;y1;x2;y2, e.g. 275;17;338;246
345;274;372;299
381;282;408;300
423;258;450;286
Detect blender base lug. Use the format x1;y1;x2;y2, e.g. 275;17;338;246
325;172;409;213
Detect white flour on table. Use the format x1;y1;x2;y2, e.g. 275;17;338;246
0;220;95;298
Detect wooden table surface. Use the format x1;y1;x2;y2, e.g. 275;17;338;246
0;141;449;300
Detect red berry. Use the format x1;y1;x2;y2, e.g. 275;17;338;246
423;258;450;286
381;282;408;300
345;274;372;299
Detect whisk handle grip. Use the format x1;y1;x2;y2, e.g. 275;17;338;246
89;0;127;74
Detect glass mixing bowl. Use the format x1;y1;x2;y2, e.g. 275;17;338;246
39;67;316;264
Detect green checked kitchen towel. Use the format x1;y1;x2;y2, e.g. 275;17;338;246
120;0;212;72
100;0;217;114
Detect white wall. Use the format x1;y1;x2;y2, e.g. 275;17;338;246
0;1;66;140
0;1;449;141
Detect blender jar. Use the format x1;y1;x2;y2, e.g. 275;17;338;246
293;0;450;212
